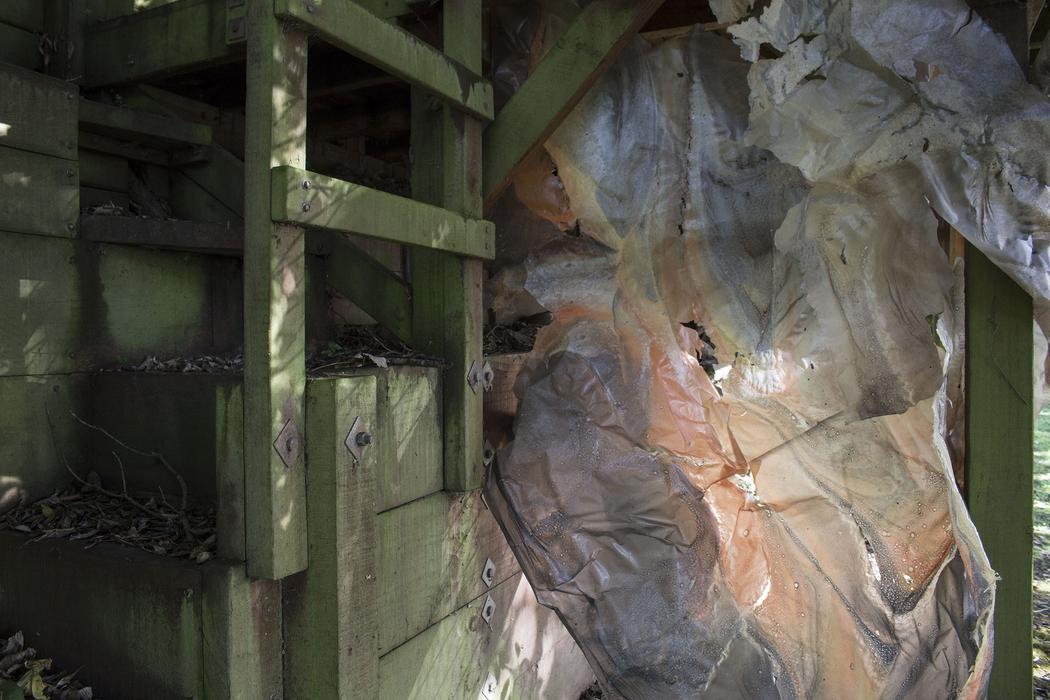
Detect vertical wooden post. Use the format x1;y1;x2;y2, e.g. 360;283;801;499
243;0;308;579
411;0;485;492
966;245;1034;700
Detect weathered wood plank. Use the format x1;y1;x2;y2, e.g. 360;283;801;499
179;143;245;216
326;234;413;342
410;0;486;491
202;565;284;699
0;22;40;69
965;244;1034;700
378;573;594;700
0;2;44;32
482;0;663;205
0;64;77;160
376;490;519;653
273;0;493;120
80;99;213;147
374;367;443;512
284;376;380;699
216;383;246;561
80;131;171;166
270;166;494;259
243;0;309;579
80;213;243;254
78;149;130;191
0;147;78;237
84;0;243;86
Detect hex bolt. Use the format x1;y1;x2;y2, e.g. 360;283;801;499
355;431;373;448
302;179;312;190
301;202;311;213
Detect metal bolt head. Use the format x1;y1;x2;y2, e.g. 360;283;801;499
355;431;373;448
481;595;496;625
301;201;311;213
481;558;495;587
302;179;312;190
481;673;498;700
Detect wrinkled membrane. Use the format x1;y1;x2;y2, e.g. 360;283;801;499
485;1;1050;697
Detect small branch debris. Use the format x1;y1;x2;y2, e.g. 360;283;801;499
483;318;545;355
0;631;94;699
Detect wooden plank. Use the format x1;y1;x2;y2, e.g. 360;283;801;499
180;143;246;217
0;532;204;697
374;367;443;512
44;0;85;81
202;566;284;699
83;0;243;86
80;213;243;254
378;573;594;700
243;0;309;579
80;131;171;166
376;490;519;653
216;383;246;561
0;23;40;69
78;149;130;191
326;234;413;343
0;2;44;32
270;166;494;259
965;244;1034;700
80;99;213;147
170;169;241;224
482;0;663;205
410;0;486;491
0;64;77;160
0;147;78;237
284;376;380;699
273;0;493;120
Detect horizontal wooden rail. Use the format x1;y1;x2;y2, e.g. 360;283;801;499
80;99;213;147
271;166;495;259
274;0;494;120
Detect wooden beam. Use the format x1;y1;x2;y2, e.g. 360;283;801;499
273;0;493;120
243;0;309;580
79;213;243;254
326;234;414;343
482;0;664;205
80;99;213;147
965;246;1034;699
271;166;494;259
0;63;78;161
0;147;79;238
284;376;380;699
409;0;486;491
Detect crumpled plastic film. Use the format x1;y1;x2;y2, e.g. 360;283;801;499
481;2;1050;693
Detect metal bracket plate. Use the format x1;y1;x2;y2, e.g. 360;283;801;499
481;594;496;626
467;360;481;394
483;441;495;467
481;360;494;392
480;673;498;700
481;557;495;587
273;418;302;469
344;415;371;464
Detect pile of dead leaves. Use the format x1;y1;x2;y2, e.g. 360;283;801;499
307;326;441;374
0;481;215;564
483;317;546;355
0;632;93;700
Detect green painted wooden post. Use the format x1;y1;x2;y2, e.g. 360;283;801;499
411;0;486;492
966;245;1034;700
481;0;664;205
284;377;380;699
243;0;308;580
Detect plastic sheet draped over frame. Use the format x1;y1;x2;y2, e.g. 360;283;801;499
480;0;1050;692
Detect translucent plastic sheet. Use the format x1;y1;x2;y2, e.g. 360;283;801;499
483;2;1050;696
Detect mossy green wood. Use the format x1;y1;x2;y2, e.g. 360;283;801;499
216;383;246;561
326;234;414;343
0;148;78;238
84;0;243;86
179;143;246;216
0;64;77;160
377;572;594;700
0;231;241;376
410;0;486;492
270;165;495;259
284;377;379;699
373;366;443;511
0;1;44;32
482;0;664;205
201;565;284;699
0;23;39;69
965;245;1034;700
273;0;493;121
376;490;519;653
243;0;308;579
78;149;130;191
79;99;213;147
